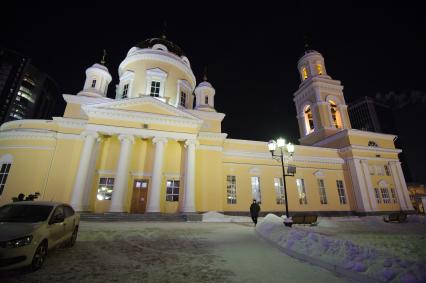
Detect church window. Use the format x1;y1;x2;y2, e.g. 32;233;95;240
384;165;391;176
251;176;261;203
374;188;381;204
296;178;308;205
336;180;346;204
97;177;114;200
304;105;314;134
381;188;391;204
180;91;186;107
150;81;161;97
91;79;97;88
274;177;285;204
302;67;308;80
329;101;341;128
0;163;12;196
390;188;398;203
226;175;237;204
122;84;129;99
316;64;323;75
318;179;328;204
376;165;384;176
166;180;180;202
205;96;209;104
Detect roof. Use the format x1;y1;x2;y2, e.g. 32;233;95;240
135;37;185;57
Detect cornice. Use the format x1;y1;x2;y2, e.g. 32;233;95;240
53;117;87;129
198;132;228;141
185;109;226;121
0;130;56;140
340;145;402;154
63;94;113;105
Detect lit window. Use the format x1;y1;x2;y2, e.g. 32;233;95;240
390;188;398;204
296;178;308;205
205;96;209;104
304;105;314;134
274;177;285;205
227;176;237;204
318;179;328;205
180;91;186;107
122;84;129;99
166;180;180;202
381;188;391;204
329;101;341;128
150;81;161;97
302;67;308;80
374;188;381;204
336;180;346;204
0;163;12;195
316;64;323;75
251;176;261;203
91;80;96;88
97;178;114;200
384;165;391;176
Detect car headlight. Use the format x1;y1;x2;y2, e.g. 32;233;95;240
6;235;33;248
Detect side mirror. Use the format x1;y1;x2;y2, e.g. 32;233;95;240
50;214;65;224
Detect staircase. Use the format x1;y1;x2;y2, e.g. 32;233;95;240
79;212;202;222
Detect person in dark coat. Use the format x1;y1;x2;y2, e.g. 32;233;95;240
250;199;261;226
17;193;25;201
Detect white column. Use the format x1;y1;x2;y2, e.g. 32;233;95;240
390;161;414;211
146;137;168;212
346;158;372;212
70;131;99;211
338;105;349;128
360;159;377;211
109;135;134;212
182;139;197;213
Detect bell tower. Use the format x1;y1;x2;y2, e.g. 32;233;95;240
293;50;352;146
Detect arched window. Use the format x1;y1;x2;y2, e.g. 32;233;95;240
316;64;323;75
329;100;342;128
304;105;314;134
301;67;308;80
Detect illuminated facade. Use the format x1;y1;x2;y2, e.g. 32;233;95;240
0;39;414;215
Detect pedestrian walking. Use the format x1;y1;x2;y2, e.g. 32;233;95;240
250;199;260;226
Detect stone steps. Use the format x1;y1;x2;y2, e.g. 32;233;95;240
79;212;201;222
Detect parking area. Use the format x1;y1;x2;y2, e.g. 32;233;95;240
1;221;348;283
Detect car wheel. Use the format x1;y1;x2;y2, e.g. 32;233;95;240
31;241;47;271
68;226;78;247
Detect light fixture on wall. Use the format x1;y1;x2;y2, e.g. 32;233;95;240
268;138;296;227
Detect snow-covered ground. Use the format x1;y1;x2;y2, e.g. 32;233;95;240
1;221;348;283
256;214;426;283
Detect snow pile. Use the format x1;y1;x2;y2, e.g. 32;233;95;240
202;211;252;223
257;214;426;283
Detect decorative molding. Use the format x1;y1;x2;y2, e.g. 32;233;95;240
185;109;226;121
163;173;180;179
197;145;223;152
0;130;56;140
56;133;81;140
152;137;168;144
0;145;54;151
249;167;261;175
130;171;151;177
62;94;112;105
313;170;326;178
118;134;135;144
184;139;198;147
53;117;87;129
97;169;116;175
197;132;228;141
340;145;402;154
293;155;345;165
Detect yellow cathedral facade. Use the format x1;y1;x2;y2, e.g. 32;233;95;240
0;37;414;215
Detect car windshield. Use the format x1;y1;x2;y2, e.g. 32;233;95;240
0;204;54;223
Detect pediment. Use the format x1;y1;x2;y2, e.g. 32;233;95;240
84;96;200;120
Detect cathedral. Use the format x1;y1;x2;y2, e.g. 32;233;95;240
0;37;413;215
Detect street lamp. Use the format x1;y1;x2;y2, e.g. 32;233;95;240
268;138;296;227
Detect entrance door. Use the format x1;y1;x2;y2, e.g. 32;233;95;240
130;179;149;213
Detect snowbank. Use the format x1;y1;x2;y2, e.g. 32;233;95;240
202;211;252;223
256;214;426;283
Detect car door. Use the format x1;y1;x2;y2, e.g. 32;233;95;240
63;205;76;240
48;206;66;247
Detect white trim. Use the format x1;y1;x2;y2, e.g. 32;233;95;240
225;139;268;146
340;145;402;154
0;154;13;163
313;129;397;147
197;145;223;151
84;124;197;141
53;117;87;129
164;173;181;179
97;169;116;175
56;133;81;140
63;94;112;105
130;171;152;177
0;145;54;150
198;132;228;141
0;130;56;140
313;170;326;178
186;109;226;121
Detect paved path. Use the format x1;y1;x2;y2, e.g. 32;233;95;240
2;222;350;283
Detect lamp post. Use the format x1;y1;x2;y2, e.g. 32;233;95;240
268;138;295;227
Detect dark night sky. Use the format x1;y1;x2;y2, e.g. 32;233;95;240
1;1;425;144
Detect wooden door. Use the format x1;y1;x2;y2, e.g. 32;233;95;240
130;179;149;213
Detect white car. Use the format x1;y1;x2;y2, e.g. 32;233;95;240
0;201;80;271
